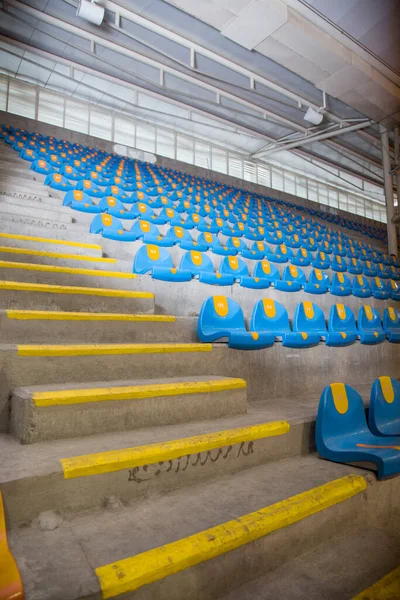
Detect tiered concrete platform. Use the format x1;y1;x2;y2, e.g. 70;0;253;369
0;135;399;600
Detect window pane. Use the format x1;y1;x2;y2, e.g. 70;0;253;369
0;77;7;112
307;180;318;202
271;167;283;191
318;183;328;206
212;147;227;174
328;188;338;208
90;108;112;140
136;122;155;152
156;129;175;159
38;89;63;127
177;134;194;164
228;154;243;179
284;171;295;195
296;175;307;198
243;160;256;183
65;98;89;134
195;140;210;169
114;115;135;146
365;199;373;219
8;79;36;118
338;192;348;212
257;164;270;188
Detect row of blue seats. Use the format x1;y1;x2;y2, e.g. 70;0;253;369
197;298;399;349
131;244;400;299
316;378;400;479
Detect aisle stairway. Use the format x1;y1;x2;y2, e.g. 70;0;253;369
0;130;400;600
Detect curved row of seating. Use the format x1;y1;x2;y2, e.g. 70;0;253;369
316;377;400;479
197;297;400;349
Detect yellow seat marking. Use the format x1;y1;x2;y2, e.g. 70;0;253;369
379;376;395;404
356;443;400;451
331;383;348;414
18;343;212;357
0;232;101;250
61;421;290;479
7;310;174;323
352;564;400;599
0;280;152;298
0;490;24;600
33;378;247;407
95;475;366;599
0;246;115;263
0;261;136;279
213;296;229;317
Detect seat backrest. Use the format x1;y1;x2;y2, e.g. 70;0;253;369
180;251;213;275
331;272;351;288
357;305;383;332
252;241;269;254
133;244;173;274
328;304;357;334
276;244;293;259
90;213;122;234
98;196;125;212
130;220;159;238
369;376;400;435
383;306;400;331
297;247;311;260
352;274;370;291
198;232;215;247
253;260;280;280
293;301;327;333
227;237;247;252
282;265;306;284
316;383;369;453
309;268;330;286
250;298;291;334
219;255;249;277
198;296;246;333
63;189;92;206
166;226;192;243
316;251;330;264
372;277;387;291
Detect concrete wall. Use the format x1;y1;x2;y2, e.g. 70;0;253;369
0;111;385;233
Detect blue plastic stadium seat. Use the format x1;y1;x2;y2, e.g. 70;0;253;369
75;180;103;197
312;251;331;270
128;202;156;220
291;247;311;267
250;298;319;348
357;305;386;344
388;266;400;281
164;226;207;251
126;190;150;204
63;189;100;213
244;225;263;241
292;301;339;345
44;173;75;191
60;164;85;181
183;213;207;230
226;237;248;255
275;265;306;292
348;258;363;275
383;307;400;342
219;256;270;289
371;277;390;300
328;304;358;346
211;238;237;256
285;234;301;249
388;279;400;301
180;251;234;286
90;214;136;241
330;272;352;296
103;185;130;202
133;244;192;281
369;377;400;436
129;220;169;244
303;269;329;295
198;296;274;349
332;244;347;257
352;275;371;298
331;255;348;272
253;260;280;285
97;196;130;219
31;158;52;174
316;382;400;479
267;243;293;264
250;241;269;258
363;260;377;277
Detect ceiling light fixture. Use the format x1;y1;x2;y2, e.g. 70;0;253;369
76;0;104;25
303;91;326;125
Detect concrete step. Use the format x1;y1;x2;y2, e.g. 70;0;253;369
7;454;395;600
0;197;94;229
0;203;73;228
0;177;52;194
0;245;116;267
0;409;307;524
0;309;195;344
220;528;400;600
11;376;247;442
0;220;103;246
0;231;103;257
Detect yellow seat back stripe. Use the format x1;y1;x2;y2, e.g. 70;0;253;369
0;280;152;298
7;310;173;322
18;342;212;357
96;474;366;599
61;421;289;479
0;246;115;263
0;491;24;600
33;378;246;407
0;260;136;279
0;232;102;250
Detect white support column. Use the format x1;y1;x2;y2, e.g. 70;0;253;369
380;124;398;256
394;126;400;228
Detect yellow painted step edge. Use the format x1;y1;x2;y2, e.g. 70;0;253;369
0;231;102;250
7;309;174;323
61;421;289;479
352;565;400;599
33;378;247;407
96;474;367;599
0;280;153;299
0;490;24;600
0;245;115;263
18;342;212;357
0;260;136;279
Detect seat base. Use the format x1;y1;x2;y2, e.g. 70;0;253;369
372;291;390;300
291;258;310;267
359;331;386;345
325;332;357;347
386;331;400;343
228;331;275;350
239;276;271;289
198;273;235;286
303;283;328;295
274;281;302;292
151;267;193;282
330;286;352;297
352;289;372;298
281;332;320;348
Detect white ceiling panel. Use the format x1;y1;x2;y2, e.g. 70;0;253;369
221;0;288;50
163;0;235;30
317;65;371;97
